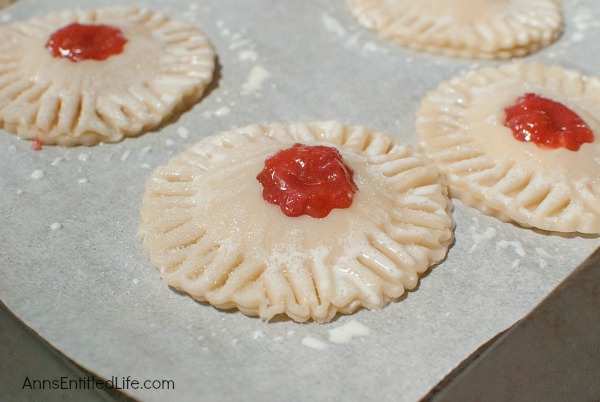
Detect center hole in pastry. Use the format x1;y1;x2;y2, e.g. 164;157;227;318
46;22;127;62
256;143;359;218
503;93;594;151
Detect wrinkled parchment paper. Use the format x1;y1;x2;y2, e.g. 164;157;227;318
1;0;599;400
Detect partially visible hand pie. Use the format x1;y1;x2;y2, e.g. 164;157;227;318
0;7;215;146
139;121;454;322
347;0;563;59
417;63;600;234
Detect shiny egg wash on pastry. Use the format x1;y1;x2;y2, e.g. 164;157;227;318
0;7;215;146
139;121;454;322
417;63;600;234
346;0;563;59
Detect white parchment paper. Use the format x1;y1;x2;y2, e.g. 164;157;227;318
1;0;599;401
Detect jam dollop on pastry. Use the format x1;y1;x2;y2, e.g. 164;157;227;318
417;63;600;234
347;0;563;59
256;143;359;218
139;121;454;322
0;7;215;146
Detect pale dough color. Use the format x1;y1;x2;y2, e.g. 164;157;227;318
347;0;563;59
0;7;215;146
139;121;454;322
417;63;600;234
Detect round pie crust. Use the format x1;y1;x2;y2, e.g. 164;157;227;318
139;121;454;322
417;63;600;234
347;0;563;59
0;7;215;146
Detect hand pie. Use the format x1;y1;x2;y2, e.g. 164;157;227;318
347;0;563;59
0;7;215;146
139;121;454;322
417;63;600;233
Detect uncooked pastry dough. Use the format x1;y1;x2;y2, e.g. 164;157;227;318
347;0;563;59
139;121;454;322
0;7;215;146
417;63;600;234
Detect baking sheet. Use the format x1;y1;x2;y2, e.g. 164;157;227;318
1;0;599;401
